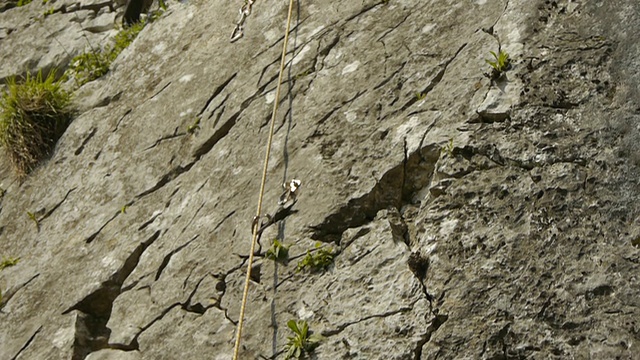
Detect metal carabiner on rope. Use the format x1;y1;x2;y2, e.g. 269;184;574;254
230;0;255;43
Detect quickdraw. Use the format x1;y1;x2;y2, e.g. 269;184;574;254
230;0;255;43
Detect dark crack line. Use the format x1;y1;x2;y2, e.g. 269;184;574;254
321;307;412;336
348;245;378;266
65;230;161;358
257;58;284;90
207;94;229;121
39;187;76;223
192;114;237;160
213;210;236;232
192;72;276;159
399;43;468;113
481;0;509;36
75;128;97;156
155;235;199;281
309;150;403;241
181;273;214;314
109;302;182;351
135;162;196;199
0;274;39;310
137;211;162;231
414;314;449;360
9;325;42;360
344;1;384;22
149;82;171;100
314;90;368;129
374;61;407;90
143;128;186;151
251;15;311;59
197;73;237;117
178;202;206;236
85;211;120;244
376;11;411;42
112;109;132;132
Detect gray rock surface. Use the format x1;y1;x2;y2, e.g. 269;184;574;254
1;0;639;359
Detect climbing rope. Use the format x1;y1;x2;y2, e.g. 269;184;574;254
232;0;296;359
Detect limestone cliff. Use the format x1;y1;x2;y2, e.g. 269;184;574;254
1;0;639;359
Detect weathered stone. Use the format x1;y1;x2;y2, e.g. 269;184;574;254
0;0;639;359
83;11;115;33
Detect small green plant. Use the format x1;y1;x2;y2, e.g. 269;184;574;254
65;22;146;86
187;117;200;134
17;0;33;6
121;205;128;214
266;238;290;263
297;243;334;273
440;138;454;156
26;211;39;229
294;69;313;80
284;320;322;360
42;7;54;16
0;257;19;271
0;70;72;176
415;92;427;101
485;50;510;79
0;257;20;304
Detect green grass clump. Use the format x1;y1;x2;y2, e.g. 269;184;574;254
0;70;72;176
296;243;334;273
66;22;146;86
17;0;33;6
284;320;322;359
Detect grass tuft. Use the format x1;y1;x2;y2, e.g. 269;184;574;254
0;70;72;177
66;22;146;86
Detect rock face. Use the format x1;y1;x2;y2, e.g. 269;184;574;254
1;0;639;359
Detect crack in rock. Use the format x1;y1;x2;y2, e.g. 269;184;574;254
63;230;161;360
85;200;134;244
9;325;42;360
135;162;196;199
0;274;39;310
74;128;97;156
321;307;412;337
197;73;237;118
155;235;199;281
413;313;448;360
311;142;440;243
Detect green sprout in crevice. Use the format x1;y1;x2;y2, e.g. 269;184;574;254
440;138;454;157
0;256;20;305
296;243;334;273
0;70;72;177
415;92;427;101
284;320;322;360
26;211;39;230
485;49;511;80
186;116;201;134
65;21;146;87
0;257;19;271
293;68;313;81
17;0;33;6
266;238;290;263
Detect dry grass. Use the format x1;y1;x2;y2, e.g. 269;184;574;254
0;70;72;177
